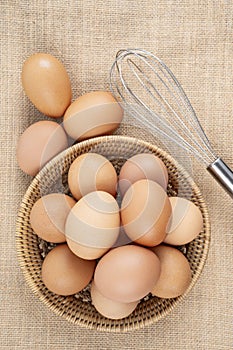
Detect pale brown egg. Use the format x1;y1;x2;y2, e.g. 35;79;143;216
17;121;68;176
119;153;168;196
164;197;203;245
30;193;76;243
91;281;138;320
63;91;123;140
94;245;161;303
41;244;96;296
150;245;191;298
22;53;71;117
65;191;120;259
121;179;171;247
65;239;108;261
68;153;117;200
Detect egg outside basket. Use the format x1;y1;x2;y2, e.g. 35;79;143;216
16;135;210;332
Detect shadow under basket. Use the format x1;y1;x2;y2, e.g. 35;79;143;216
16;135;211;332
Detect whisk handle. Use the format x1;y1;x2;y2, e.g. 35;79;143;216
207;158;233;198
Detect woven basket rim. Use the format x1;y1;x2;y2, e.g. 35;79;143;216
16;135;211;332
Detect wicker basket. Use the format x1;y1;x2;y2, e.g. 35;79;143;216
16;135;210;332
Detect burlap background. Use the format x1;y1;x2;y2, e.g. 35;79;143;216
1;1;233;349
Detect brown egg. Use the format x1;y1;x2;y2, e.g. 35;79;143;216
91;281;138;320
68;153;117;200
17;121;68;176
119;153;168;196
65;191;120;259
151;245;191;298
121;179;171;247
22;53;71;117
63;91;123;140
41;244;96;296
164;197;203;245
65;239;108;261
30;193;76;243
94;245;161;303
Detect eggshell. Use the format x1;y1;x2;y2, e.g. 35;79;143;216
30;193;76;243
121;179;171;247
164;197;203;245
65;239;108;261
119;153;168;196
68;153;117;200
65;191;120;259
41;244;96;296
22;53;71;117
150;245;191;298
63;91;123;140
94;245;161;303
17;121;68;176
91;281;138;319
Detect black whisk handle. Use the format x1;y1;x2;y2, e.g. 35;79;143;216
207;158;233;198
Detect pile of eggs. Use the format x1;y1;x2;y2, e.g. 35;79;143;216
17;53;123;176
30;152;203;320
17;53;203;320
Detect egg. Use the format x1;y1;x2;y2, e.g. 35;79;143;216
30;193;76;243
94;245;161;303
41;244;96;296
65;191;120;259
17;121;68;176
150;245;191;298
63;91;123;140
22;53;71;117
91;281;138;320
121;179;171;247
119;153;168;196
68;153;117;200
164;197;203;245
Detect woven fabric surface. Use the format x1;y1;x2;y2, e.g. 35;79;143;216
1;1;233;349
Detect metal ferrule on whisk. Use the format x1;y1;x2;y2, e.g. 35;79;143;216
207;158;233;198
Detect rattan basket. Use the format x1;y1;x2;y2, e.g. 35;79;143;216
16;135;210;332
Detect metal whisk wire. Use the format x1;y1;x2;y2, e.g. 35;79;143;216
127;56;213;159
110;48;233;198
110;49;217;165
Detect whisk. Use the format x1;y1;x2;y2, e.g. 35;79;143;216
110;48;233;198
